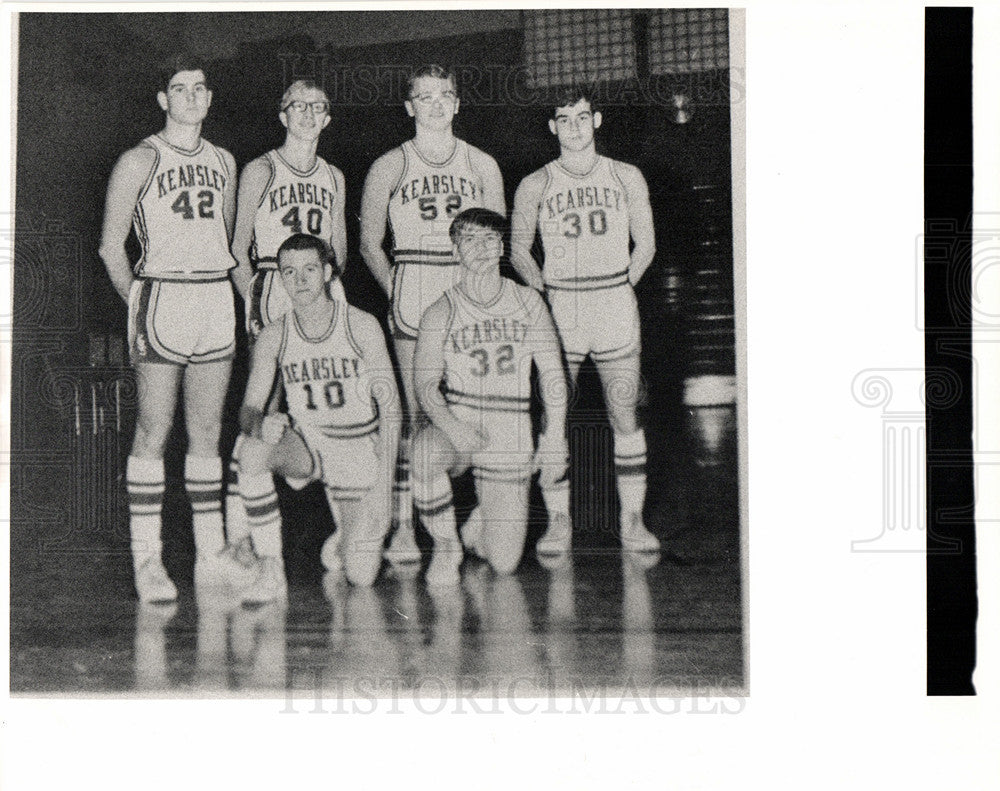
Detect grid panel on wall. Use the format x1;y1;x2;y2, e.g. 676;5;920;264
523;9;636;88
649;8;728;75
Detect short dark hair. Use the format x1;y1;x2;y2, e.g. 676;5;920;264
158;53;209;93
407;64;456;97
276;233;340;279
449;208;508;243
551;83;597;117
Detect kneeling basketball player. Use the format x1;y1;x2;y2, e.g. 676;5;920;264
411;208;568;585
234;234;399;601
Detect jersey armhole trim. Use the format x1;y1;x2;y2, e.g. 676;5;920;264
257;153;277;210
343;305;366;358
389;145;408;198
135;141;161;204
465;142;483;188
443;291;458;345
211;143;231;182
276;314;289;362
609;159;630;205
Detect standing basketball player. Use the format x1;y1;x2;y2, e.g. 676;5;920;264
412;209;567;585
511;86;660;554
99;56;237;602
360;65;505;564
235;234;399;601
225;80;349;556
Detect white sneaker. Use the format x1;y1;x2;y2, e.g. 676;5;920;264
241;557;287;605
320;530;343;572
384;522;421;565
620;512;661;553
536;512;572;556
426;544;462;587
210;540;261;589
134;556;178;603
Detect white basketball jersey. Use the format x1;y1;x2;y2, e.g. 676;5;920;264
277;303;378;438
388;139;486;266
440;279;543;413
537;155;632;291
250;150;341;270
133;134;235;279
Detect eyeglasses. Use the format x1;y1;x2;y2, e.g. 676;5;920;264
282;100;330;115
411;91;458;105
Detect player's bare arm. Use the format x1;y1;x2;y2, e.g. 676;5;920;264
470;147;506;215
510;169;547;291
359;148;404;297
220;148;238;241
230;156;271;299
330;165;348;275
98;145;156;302
413;297;486;454
528;296;569;485
619;162;656;286
238;321;282;439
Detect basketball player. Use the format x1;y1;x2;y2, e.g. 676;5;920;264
235;234;399;601
510;86;660;555
360;65;505;565
224;79;349;559
99;56;238;603
411;208;568;585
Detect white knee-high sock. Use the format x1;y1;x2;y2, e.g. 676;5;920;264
224;436;250;545
614;429;647;515
240;471;282;559
186;455;225;555
414;473;457;548
127;456;165;565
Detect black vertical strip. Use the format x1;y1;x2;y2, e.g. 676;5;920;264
925;7;976;695
633;10;650;84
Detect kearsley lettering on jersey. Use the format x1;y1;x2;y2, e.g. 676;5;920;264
132;134;235;279
398;174;480;204
388;139;486;260
251;150;340;269
536;156;632;290
447;317;529;353
282;355;361;384
155;164;228;197
544;184;624;218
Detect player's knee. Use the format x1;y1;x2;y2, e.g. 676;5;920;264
411;427;449;479
186;417;222;452
132;418;171;457
608;410;639;435
344;558;380;587
488;552;520;576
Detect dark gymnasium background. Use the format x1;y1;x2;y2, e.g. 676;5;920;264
10;10;741;693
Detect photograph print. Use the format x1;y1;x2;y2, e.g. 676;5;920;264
9;8;745;701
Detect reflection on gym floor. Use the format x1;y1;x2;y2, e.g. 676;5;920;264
12;405;742;697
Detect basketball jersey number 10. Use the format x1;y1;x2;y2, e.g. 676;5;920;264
303;381;345;410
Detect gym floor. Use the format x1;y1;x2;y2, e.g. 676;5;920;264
10;377;743;699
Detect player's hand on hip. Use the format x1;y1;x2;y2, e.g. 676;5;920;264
534;432;569;488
